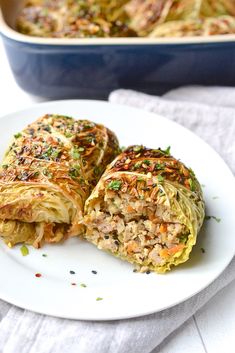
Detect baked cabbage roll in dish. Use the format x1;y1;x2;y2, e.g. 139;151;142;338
149;15;235;37
0;114;119;248
16;0;135;38
84;146;205;273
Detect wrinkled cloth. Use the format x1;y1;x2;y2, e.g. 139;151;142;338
0;86;234;353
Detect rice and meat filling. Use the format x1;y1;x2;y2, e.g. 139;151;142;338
85;193;189;270
84;145;205;273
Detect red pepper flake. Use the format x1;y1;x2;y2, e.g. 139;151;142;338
71;283;77;286
35;273;42;278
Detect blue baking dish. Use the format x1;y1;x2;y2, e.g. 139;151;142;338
1;0;235;99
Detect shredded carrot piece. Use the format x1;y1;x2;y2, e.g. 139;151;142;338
159;223;167;233
160;244;184;258
126;205;135;213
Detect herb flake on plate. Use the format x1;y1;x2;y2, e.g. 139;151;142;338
20;245;29;256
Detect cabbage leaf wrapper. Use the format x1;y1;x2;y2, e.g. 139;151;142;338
84;145;205;273
0;114;119;248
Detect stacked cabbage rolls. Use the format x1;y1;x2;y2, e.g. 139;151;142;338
0;114;119;248
16;0;235;38
84;146;205;273
126;0;235;37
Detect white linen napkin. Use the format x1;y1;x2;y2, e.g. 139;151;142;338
0;86;234;353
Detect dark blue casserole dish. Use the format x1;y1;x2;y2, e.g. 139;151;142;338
1;0;235;99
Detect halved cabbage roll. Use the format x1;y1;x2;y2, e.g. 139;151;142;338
0;114;119;248
84;146;205;273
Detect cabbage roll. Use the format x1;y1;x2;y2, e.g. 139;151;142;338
0;114;119;248
84;145;205;273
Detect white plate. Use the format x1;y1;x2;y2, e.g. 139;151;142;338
0;100;234;321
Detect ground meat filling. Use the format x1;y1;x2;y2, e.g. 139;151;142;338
85;192;189;271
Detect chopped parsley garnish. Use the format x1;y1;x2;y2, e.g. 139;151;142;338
83;123;94;129
14;132;22;139
137;177;144;181
133;162;141;170
96;297;103;301
80;283;87;288
51;149;60;159
2;164;8;169
155;163;165;170
178;234;188;243
143;159;150;166
157;174;164;182
188;178;196;191
65;132;73;138
133;145;143;152
107;180;122;191
20;245;29;256
189;168;195;177
201;247;206;253
69;165;80;179
163;146;171;155
93;166;101;177
205;215;221;223
71;148;80;160
42;254;47;257
43;169;53;179
41;146;60;160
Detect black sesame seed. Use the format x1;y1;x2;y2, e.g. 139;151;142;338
70;270;75;275
133;269;137;273
114;240;119;246
146;271;151;274
92;270;97;274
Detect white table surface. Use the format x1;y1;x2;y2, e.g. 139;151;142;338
0;38;235;353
